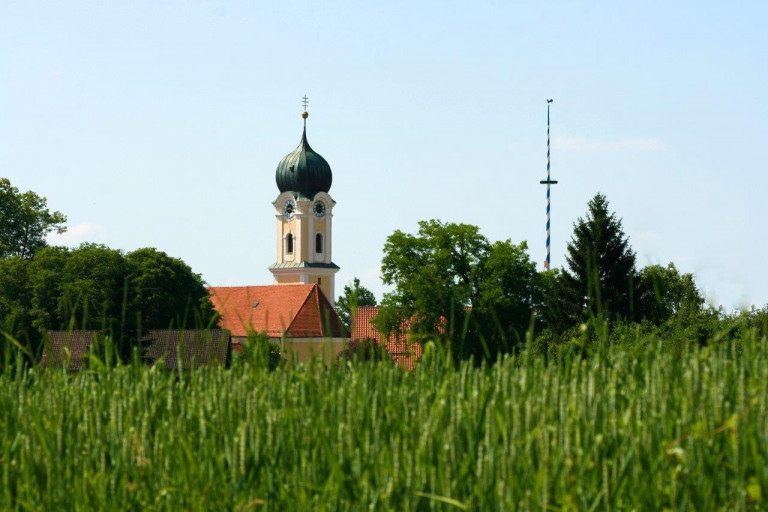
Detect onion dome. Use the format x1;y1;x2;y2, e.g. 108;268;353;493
275;112;332;199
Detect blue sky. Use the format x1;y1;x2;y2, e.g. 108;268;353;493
2;1;766;309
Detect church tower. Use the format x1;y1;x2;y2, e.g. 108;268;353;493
269;104;339;306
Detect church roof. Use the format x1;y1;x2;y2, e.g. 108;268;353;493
208;284;345;338
275;125;332;200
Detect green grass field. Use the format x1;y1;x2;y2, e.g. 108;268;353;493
1;332;767;511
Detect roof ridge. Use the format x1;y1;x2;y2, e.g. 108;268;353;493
283;285;315;335
313;284;336;336
312;285;322;335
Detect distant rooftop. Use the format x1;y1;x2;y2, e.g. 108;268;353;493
350;306;423;370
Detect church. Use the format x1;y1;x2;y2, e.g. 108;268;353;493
43;104;420;368
208;106;347;361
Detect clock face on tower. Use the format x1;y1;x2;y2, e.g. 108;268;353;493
283;199;296;219
313;200;326;218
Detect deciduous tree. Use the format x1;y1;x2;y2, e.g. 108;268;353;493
335;277;376;332
125;247;216;333
377;220;538;361
57;243;127;331
0;243;216;359
378;220;488;344
637;263;705;324
0;257;33;347
474;240;539;353
0;178;66;260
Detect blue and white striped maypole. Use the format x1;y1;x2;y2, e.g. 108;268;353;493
540;99;558;269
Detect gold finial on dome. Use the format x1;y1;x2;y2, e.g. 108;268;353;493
301;95;309;126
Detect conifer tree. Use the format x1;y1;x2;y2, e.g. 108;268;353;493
552;193;639;329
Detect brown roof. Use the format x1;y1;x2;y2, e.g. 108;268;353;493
42;330;100;370
208;284;345;339
350;306;423;370
142;330;231;369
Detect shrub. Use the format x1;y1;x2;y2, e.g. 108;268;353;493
337;338;394;364
236;331;283;370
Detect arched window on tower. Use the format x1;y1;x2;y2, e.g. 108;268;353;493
315;233;323;254
286;233;294;254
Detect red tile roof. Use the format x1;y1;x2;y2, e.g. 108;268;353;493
42;331;100;370
142;330;232;369
208;284;345;339
42;330;232;370
350;306;423;370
